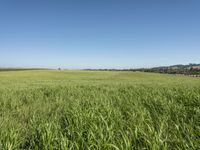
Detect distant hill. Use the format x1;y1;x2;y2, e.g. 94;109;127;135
136;64;200;75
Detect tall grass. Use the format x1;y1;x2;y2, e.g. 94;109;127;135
0;71;199;149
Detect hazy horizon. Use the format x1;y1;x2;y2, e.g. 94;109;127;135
1;0;200;69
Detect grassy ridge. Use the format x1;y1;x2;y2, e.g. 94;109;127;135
0;68;49;72
0;70;199;149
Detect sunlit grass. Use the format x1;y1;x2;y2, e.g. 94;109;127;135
0;70;199;149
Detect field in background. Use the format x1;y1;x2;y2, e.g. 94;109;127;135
0;70;199;149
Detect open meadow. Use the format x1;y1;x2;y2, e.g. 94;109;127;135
0;70;199;150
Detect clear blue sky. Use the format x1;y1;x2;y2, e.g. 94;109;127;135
0;0;200;69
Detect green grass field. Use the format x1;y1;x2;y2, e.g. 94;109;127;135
0;70;199;150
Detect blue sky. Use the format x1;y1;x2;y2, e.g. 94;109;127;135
0;0;200;69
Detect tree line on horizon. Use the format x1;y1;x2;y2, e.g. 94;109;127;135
86;63;200;75
1;63;200;75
